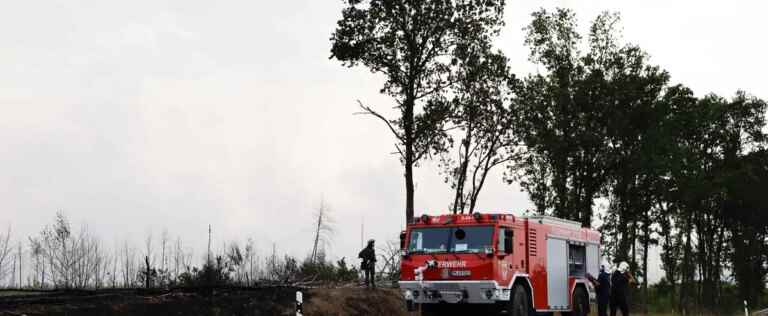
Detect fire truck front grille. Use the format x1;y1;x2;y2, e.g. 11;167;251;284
432;283;461;291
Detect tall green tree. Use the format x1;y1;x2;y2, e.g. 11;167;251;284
330;0;506;223
512;9;627;227
584;14;671;305
724;149;768;308
439;42;517;214
647;89;766;313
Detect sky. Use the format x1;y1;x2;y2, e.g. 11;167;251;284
0;0;765;284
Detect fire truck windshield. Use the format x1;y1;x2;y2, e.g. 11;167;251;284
407;226;493;254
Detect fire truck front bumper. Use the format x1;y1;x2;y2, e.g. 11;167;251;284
398;281;509;304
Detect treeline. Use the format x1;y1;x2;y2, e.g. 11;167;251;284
0;212;362;290
513;10;768;314
331;2;767;313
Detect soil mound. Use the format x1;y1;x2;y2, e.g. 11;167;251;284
304;287;413;316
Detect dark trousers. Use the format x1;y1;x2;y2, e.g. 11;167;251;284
598;300;609;316
610;298;629;316
364;268;375;288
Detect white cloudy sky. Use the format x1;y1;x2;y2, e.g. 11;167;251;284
1;0;765;283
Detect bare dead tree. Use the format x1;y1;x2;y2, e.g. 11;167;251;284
90;238;110;289
17;240;22;288
38;222;103;290
103;245;113;288
40;212;74;289
142;255;151;288
28;236;44;288
160;228;169;286
310;199;334;264
267;243;278;281
207;225;212;265
0;225;12;286
244;237;256;286
71;225;98;289
144;230;153;269
9;250;15;288
111;242;119;288
226;242;244;285
142;231;155;288
173;236;182;283
170;236;193;286
376;240;402;283
121;240;136;287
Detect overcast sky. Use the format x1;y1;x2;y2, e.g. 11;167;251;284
1;0;765;283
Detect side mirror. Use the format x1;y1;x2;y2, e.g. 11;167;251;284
484;246;494;257
399;231;407;250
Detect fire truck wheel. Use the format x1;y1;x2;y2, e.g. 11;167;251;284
508;284;531;316
569;286;588;316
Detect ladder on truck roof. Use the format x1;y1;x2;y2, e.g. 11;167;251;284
526;215;582;229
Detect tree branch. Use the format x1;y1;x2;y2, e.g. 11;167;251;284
353;100;405;143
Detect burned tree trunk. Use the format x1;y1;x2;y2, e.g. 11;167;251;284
144;255;151;289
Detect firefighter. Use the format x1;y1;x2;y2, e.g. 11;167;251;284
596;263;612;316
358;239;377;289
610;261;636;316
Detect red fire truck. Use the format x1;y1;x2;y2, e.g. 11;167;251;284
399;213;601;316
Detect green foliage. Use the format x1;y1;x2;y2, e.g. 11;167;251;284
331;3;767;311
299;257;359;284
177;256;233;288
172;253;360;287
266;255;299;284
513;8;768;313
330;0;507;222
440;37;518;214
511;9;668;227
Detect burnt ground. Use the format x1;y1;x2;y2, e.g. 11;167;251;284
0;286;416;316
0;287;300;316
0;287;621;316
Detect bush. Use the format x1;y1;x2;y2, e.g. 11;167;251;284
298;256;359;284
177;256;233;288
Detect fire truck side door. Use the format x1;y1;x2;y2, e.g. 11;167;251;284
586;244;599;277
497;227;515;286
546;238;569;309
497;228;514;255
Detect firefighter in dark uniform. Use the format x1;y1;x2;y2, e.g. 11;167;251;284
596;264;612;316
610;261;636;316
358;239;376;289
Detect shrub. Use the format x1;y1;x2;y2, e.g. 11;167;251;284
297;256;359;284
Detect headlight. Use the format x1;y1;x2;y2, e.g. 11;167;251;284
404;290;413;300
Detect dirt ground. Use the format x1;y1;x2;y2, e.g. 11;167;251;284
303;286;415;316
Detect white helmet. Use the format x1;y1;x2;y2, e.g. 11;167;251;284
618;261;630;273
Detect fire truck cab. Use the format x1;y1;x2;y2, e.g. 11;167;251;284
399;213;601;316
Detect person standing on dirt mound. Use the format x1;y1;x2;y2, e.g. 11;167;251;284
358;239;377;289
610;261;636;316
